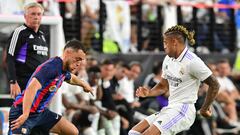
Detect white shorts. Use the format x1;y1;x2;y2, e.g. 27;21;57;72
145;103;196;135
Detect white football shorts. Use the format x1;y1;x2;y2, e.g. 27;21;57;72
145;103;196;135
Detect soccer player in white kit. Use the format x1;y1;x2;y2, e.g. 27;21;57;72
128;25;220;135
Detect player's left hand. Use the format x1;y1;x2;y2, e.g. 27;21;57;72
11;114;28;130
199;107;212;118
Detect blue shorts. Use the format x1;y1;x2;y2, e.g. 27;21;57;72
8;106;61;135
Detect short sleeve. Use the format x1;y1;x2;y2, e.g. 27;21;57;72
189;58;212;81
161;56;168;79
33;65;57;86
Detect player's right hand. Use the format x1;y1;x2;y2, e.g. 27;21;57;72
82;82;94;96
200;107;212;118
136;86;149;97
10;82;21;99
11;114;28;130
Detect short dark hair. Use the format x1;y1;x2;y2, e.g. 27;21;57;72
64;40;86;52
101;59;115;66
122;63;130;70
88;66;101;73
129;61;142;71
217;59;229;64
152;61;162;75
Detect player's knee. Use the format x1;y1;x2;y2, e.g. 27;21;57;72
71;126;79;135
128;130;141;135
67;126;79;135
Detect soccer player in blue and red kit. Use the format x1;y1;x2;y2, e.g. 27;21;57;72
8;40;93;135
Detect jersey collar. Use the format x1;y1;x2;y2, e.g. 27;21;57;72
176;47;188;62
24;24;41;34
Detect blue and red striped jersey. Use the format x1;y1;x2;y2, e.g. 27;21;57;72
13;57;71;113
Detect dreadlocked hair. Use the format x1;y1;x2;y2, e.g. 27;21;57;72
164;25;195;46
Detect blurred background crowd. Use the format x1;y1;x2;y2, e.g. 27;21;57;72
0;0;240;135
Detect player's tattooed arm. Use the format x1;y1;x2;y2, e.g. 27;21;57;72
201;75;220;110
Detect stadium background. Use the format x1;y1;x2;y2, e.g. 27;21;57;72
0;0;240;135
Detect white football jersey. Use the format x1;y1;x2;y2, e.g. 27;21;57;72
162;47;212;105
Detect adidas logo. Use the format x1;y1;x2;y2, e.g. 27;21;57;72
29;34;34;39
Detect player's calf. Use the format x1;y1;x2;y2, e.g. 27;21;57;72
50;117;79;135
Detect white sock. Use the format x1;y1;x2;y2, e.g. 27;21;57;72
90;112;100;131
134;111;147;121
128;130;141;135
83;127;97;135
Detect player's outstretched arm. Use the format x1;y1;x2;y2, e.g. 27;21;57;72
67;73;93;95
11;78;41;130
201;75;220;117
136;77;169;98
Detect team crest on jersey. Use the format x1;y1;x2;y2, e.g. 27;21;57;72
21;128;28;134
49;85;57;92
179;67;184;75
165;65;168;70
154;112;160;116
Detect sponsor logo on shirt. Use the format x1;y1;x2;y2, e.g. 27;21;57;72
21;128;28;134
33;45;48;56
29;34;34;39
166;75;182;87
165;65;168;70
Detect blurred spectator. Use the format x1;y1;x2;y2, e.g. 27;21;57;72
77;59;89;81
141;1;159;52
64;1;76;19
99;59;121;135
215;0;235;52
195;0;214;53
217;59;240;101
207;62;240;134
41;0;60;16
216;59;240;123
61;82;100;135
177;0;193;23
117;61;142;105
129;24;138;53
115;62;151;124
61;58;100;135
86;55;98;69
0;33;10;93
236;0;240;49
143;61;168;111
216;0;235;23
0;0;36;15
111;62;133;134
143;0;177;33
81;0;99;50
87;66;103;102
